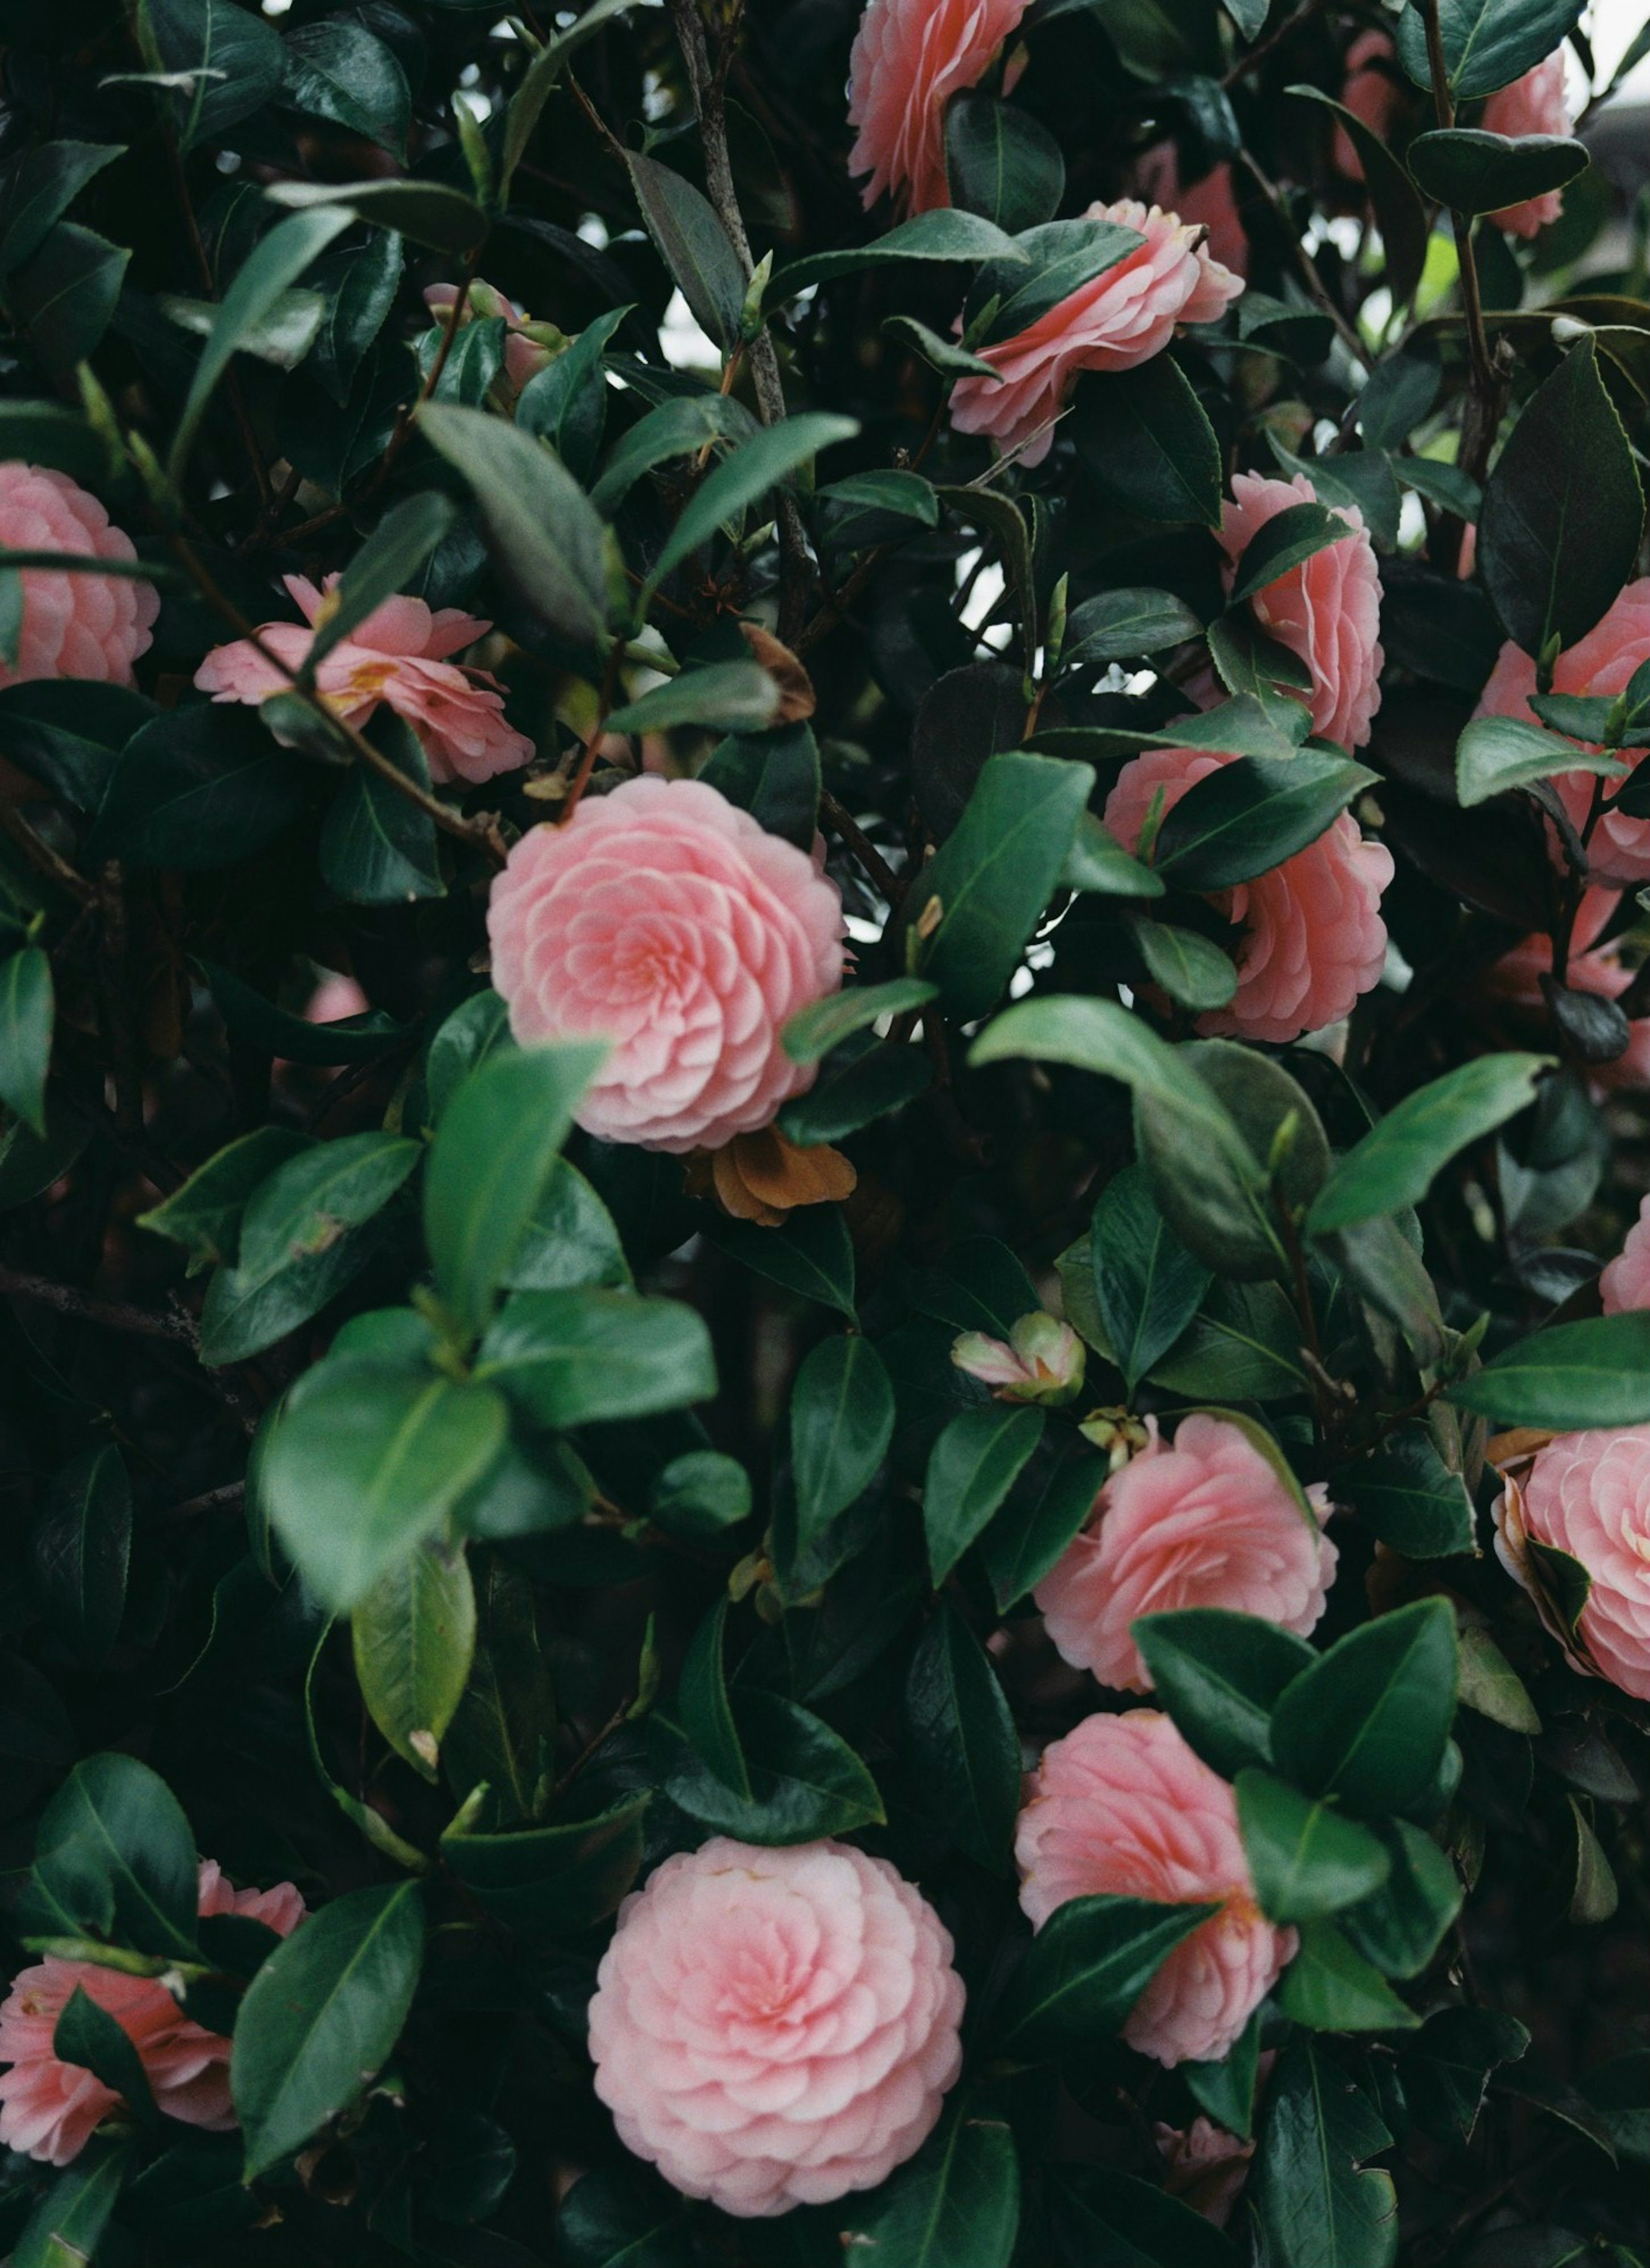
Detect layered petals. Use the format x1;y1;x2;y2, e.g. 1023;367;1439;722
1218;470;1385;749
0;463;157;688
1481;885;1650;1090
846;0;1030;214
1601;1195;1650;1314
1494;1429;1650;1701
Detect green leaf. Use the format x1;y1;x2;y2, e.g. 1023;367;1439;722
589;393;750;516
837;2096;1020;2268
1062;587;1204;672
1091;1164;1211;1395
1270;1598;1459;1816
279;19;410;155
1278;1917;1421;2031
417;401;610;647
505;1157;632;1292
1152;750;1376;891
993;1893;1215;2060
0;946;52;1135
1457;1623;1542;1732
701;716;821;850
557;2167;693;2268
626;150;745;353
649;1450;752;1542
1448;1310;1650;1426
302;493;458;681
1135;1038;1326;1282
0;141;124;278
21;1752;199;1961
1133;1609;1318;1780
1062;810;1164;897
10;2143;133;2268
678;1596;749;1799
776;1038;922;1144
54;1984;157;2125
818;467;941;533
232;1881;424;2179
789;1334;895;1565
923;1404;1045;1584
914;752;1093;1022
783;978;938;1063
904;1597;1021;1872
352;1539;476;1781
425;1041;606;1343
1237;1768;1394;1923
1047;2166;1244;2268
1130;916;1238;1011
198;1214;387;1363
944;92;1065;234
881;310;1004;382
1285;84;1429;307
1395;0;1586;99
969;216;1143;345
442;1557;556;1820
661;1688;884;1843
1454;713;1623;808
979;1451;1108;1612
235;1130;419;1294
1253;2041;1399;2268
1479;339;1645;660
706;1201;856;1319
477;1288;716;1427
1310;1053;1550;1231
34;1444;131;1672
1404;2006;1530;2140
319;712;444;905
260;1358;509;1610
1339;1819;1463;1978
88;702;309;871
603;660;782;736
642;412;858;607
1076;355;1224;526
146;0;286;145
265;176;488;256
1339;1429;1476;1557
1228;500;1357;607
440;1792;651;1935
199;959;410;1065
768;208;1027;301
500;0;640;198
1408;128;1589;216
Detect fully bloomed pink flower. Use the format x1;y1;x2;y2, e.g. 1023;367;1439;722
1481;885;1650;1090
1105;743;1393;1043
948;197;1243;467
0;463;158;688
0;1860;305;2166
1035;1413;1337;1693
487;776;844;1152
1016;1710;1294;2066
1473;581;1650;884
587;1837;965;2216
1334;29;1407;180
1482;55;1572;237
1219;470;1385;750
194;574;533;787
1493;1429;1650;1701
846;0;1029;214
1601;1196;1650;1313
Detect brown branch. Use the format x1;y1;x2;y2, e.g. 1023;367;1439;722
0;799;96;907
0;1265;196;1342
158;1480;246;1524
820;789;904;902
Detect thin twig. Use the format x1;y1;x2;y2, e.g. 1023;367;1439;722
0;1266;196;1342
820;789;904;901
1419;0;1503;495
1219;0;1326;87
0;800;97;907
157;1480;246;1524
1236;150;1367;367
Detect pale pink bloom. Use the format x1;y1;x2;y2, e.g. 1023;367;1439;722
846;0;1030;214
1601;1195;1650;1313
1218;470;1385;750
0;463;158;688
951;1311;1086;1403
305;972;369;1027
1482;55;1572;238
1494;1428;1650;1701
1016;1710;1295;2066
1473;580;1650;884
587;1837;965;2217
1104;743;1393;1044
487;776;844;1152
1335;29;1407;180
948;197;1243;467
1035;1413;1336;1694
0;1861;305;2165
194;573;533;787
1153;2115;1256;2227
1481;885;1650;1091
1133;144;1249;278
423;281;564;405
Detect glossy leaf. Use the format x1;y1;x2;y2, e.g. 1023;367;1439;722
1395;0;1586;99
89;702;309;871
1454;713;1623;808
1048;2166;1243;2268
662;1688;884;1843
1133;1609;1318;1780
678;1596;749;1798
1269;1598;1459;1816
923;1403;1045;1584
352;1539;477;1780
266;177;488;256
1091;1163;1212;1392
442;1792;651;1934
837;2096;1020;2268
1339;1429;1476;1557
993;1893;1215;2059
1277;1917;1421;2031
418;401;610;646
627;151;745;352
1310;1053;1549;1230
1237;1768;1393;1923
478;1288;716;1427
642;412;858;606
1448;1311;1650;1426
21;1752;199;1960
1408;128;1589;215
34;1444;131;1671
789;1334;894;1563
904;1597;1021;1872
945;93;1065;234
1253;2041;1399;2268
979;1451;1108;1611
1154;750;1376;891
0;946;52;1135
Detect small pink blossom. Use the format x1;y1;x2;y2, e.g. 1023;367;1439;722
1335;29;1407;180
0;463;158;688
1153;2115;1256;2227
1601;1196;1650;1314
846;0;1030;214
951;1311;1086;1404
1494;1428;1650;1701
1035;1413;1337;1694
1473;580;1650;884
1218;470;1385;750
1104;743;1393;1044
587;1837;965;2217
487;776;845;1152
1016;1709;1295;2066
194;574;534;787
1482;55;1572;238
0;1861;305;2166
1482;885;1650;1090
948;198;1243;468
423;281;566;406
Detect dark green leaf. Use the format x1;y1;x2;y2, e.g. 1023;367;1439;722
904;1597;1020;1871
88;702;308;870
768;208;1026;301
557;2166;693;2268
706;1203;856;1318
1286;84;1429;306
993;1893;1215;2060
0;141;123;277
1403;2006;1530;2140
1448;1310;1650;1426
1237;1768;1393;1923
643;413;858;606
881;310;1004;381
979;1451;1108;1611
923;1404;1045;1584
516;307;629;485
1229;499;1360;606
319;713;445;905
0;945;52;1135
1278;1917;1422;2031
1339;1819;1463;1978
1395;0;1586;99
1048;2165;1243;2268
235;1130;419;1294
1310;1053;1550;1231
589;394;750;516
1133;1608;1318;1779
34;1444;130;1671
198;959;410;1064
1454;714;1622;808
790;1334;894;1564
1076;355;1224;526
604;660;782;736
627;151;745;353
837;2096;1020;2268
1409;128;1589;216
441;1792;650;1933
10;2143;133;2268
648;1450;752;1541
783;979;938;1064
303;493;458;679
147;0;286;145
266;177;488;256
352;1540;476;1781
969;216;1144;345
1062;811;1164;897
54;1984;157;2125
505;1157;632;1292
21;1752;199;1960
477;1288;717;1426
279;19;410;154
442;1557;555;1820
1091;1163;1211;1394
1253;2041;1399;2268
417;401;610;646
679;1596;749;1798
1131;916;1238;1011
1340;1429;1476;1557
1270;1597;1459;1815
1063;587;1204;671
661;1688;883;1843
944;93;1065;234
198;1218;386;1364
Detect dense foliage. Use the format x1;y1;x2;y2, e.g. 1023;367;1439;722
0;0;1648;2261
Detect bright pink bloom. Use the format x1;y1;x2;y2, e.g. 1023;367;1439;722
1133;144;1249;278
948;198;1243;467
1153;2115;1256;2227
1482;885;1650;1090
1016;1710;1295;2066
487;776;844;1152
0;463;157;688
195;574;532;788
1473;580;1650;884
1601;1196;1650;1314
1218;470;1385;749
1494;1428;1650;1702
423;280;564;406
1482;55;1572;237
1335;29;1407;180
0;1861;305;2165
587;1837;965;2217
846;0;1030;214
1105;743;1393;1043
1035;1413;1336;1693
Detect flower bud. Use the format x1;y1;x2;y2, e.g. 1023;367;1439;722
1077;1404;1152;1471
950;1311;1085;1405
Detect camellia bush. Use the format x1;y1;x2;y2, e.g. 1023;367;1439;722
3;0;1650;2259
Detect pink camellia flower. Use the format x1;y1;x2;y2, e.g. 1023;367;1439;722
0;462;158;688
1153;2114;1257;2227
423;281;566;407
1334;29;1407;180
1016;1709;1295;2066
846;0;1030;215
1133;144;1249;278
0;1860;305;2166
1601;1196;1650;1313
487;776;844;1152
1493;1428;1650;1702
1481;885;1650;1091
1473;580;1650;884
1218;470;1385;749
587;1837;965;2217
1481;55;1573;237
194;574;533;787
1104;743;1393;1043
1035;1413;1336;1694
948;197;1243;468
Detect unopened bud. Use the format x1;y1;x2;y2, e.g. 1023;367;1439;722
1078;1404;1152;1471
952;1312;1086;1406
